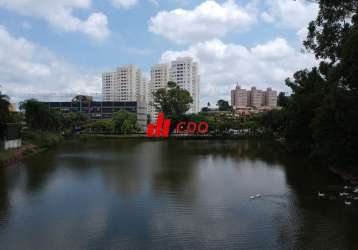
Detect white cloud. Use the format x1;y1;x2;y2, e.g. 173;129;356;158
0;0;110;40
149;0;256;44
0;25;101;101
160;38;317;106
110;0;139;9
262;0;318;37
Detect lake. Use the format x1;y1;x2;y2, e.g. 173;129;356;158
0;139;358;249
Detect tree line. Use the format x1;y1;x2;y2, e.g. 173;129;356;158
255;0;358;169
0;98;139;135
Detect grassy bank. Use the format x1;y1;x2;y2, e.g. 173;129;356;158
0;144;44;167
0;130;65;167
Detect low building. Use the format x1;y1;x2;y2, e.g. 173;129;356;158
0;124;22;150
42;95;147;131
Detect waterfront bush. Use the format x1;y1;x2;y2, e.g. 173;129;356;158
112;110;138;134
22;130;64;148
84;119;115;134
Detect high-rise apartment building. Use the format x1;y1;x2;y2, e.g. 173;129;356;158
231;86;278;109
170;57;200;113
265;88;278;108
148;64;170;119
102;58;200;120
250;87;265;108
147;58;200;119
231;86;248;108
102;65;143;102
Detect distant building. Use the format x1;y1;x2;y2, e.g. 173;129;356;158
42;95;147;131
250;87;265;108
231;86;248;108
148;57;200;120
265;88;278;108
170;57;200;113
148;64;170;120
102;65;144;102
102;58;200;121
231;85;278;112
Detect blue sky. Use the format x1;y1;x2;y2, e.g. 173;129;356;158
0;0;319;106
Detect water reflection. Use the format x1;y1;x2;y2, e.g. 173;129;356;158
0;168;10;228
0;139;357;249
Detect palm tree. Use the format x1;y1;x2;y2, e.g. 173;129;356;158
0;94;10;125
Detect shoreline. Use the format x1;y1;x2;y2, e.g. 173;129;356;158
78;133;264;140
0;144;45;168
0;133;268;168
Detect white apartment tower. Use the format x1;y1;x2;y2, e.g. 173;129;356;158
170;57;200;113
148;64;170;118
102;65;143;102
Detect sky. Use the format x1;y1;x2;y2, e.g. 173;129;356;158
0;0;319;107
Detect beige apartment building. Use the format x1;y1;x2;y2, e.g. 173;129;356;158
231;85;278;110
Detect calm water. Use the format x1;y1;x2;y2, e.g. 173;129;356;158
0;140;358;250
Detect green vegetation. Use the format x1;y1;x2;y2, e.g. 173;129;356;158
0;93;10;125
112;110;138;134
259;0;358;169
85;120;115;134
18;99;139;136
22;130;64;147
152;81;193;116
83;110;138;134
217;100;232;111
19;99;89;132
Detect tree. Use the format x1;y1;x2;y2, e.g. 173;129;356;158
201;107;210;112
217;99;232;111
153;82;193;116
280;0;358;167
20;99;51;130
86;119;114;134
112;110;137;134
277;92;289;108
63;112;88;130
19;99;72;132
0;94;10;125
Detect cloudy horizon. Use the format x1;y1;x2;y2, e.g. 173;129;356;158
0;0;319;106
